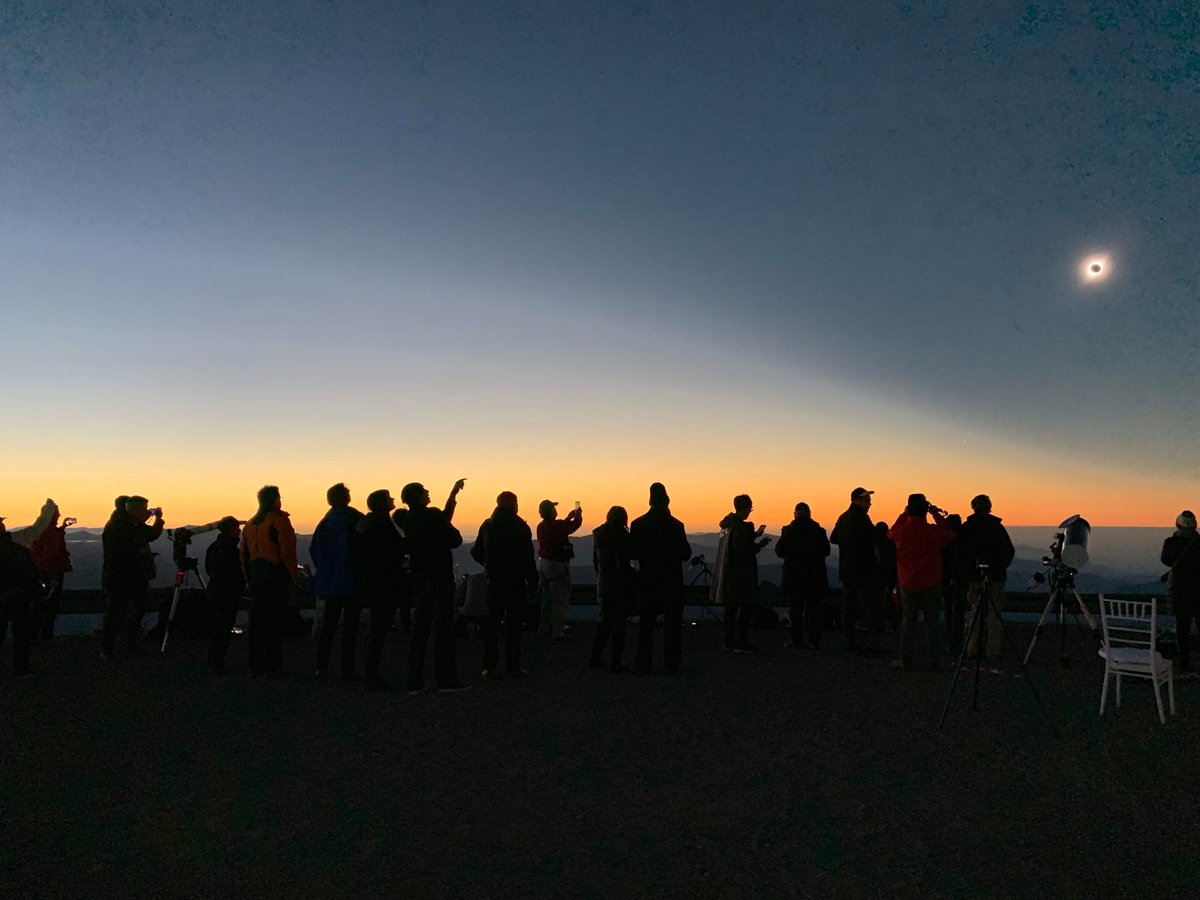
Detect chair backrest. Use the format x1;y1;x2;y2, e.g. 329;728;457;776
1099;595;1158;655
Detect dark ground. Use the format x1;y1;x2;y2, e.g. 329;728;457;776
1;616;1197;899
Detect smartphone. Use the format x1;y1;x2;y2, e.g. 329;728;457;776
574;501;581;511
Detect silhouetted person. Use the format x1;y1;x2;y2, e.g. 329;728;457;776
241;485;299;676
537;499;583;641
402;480;469;693
630;483;691;674
590;506;636;672
887;493;954;671
101;496;164;660
875;522;899;632
776;502;830;649
0;516;43;679
470;491;537;678
830;487;880;654
28;508;74;641
956;495;1015;661
310;482;365;681
1162;510;1200;672
205;516;245;673
718;494;770;653
941;514;964;652
391;507;414;631
358;489;407;689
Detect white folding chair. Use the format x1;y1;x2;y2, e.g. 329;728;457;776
1098;595;1175;724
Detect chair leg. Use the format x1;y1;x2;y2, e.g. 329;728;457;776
1168;671;1176;715
1099;670;1109;715
1153;675;1166;725
1115;673;1122;707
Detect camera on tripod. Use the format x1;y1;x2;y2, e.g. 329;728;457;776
166;521;231;570
1029;515;1090;588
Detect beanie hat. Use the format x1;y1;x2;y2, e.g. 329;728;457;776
649;482;670;506
1178;510;1197;530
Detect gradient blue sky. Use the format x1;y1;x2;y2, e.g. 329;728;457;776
1;1;1197;528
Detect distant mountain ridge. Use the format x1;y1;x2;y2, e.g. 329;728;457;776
58;524;1169;595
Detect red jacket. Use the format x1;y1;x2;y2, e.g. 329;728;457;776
887;512;954;591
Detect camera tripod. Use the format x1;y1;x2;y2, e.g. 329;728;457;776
161;556;207;652
1021;565;1098;668
687;556;724;625
939;563;1050;731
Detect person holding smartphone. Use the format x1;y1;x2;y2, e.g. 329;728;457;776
536;499;583;641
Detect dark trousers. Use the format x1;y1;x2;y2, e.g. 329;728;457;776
788;590;823;648
484;577;526;673
207;587;241;671
637;598;683;673
900;586;943;666
316;595;361;675
842;578;879;651
591;595;629;669
248;578;289;674
102;585;148;655
408;577;457;689
722;603;753;650
365;600;396;680
1175;598;1199;669
36;577;64;641
1;593;33;676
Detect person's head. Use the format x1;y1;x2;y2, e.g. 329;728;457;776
851;487;873;510
217;516;241;538
326;482;351;508
366;489;395;514
947;513;962;530
0;516;8;541
875;521;889;537
733;494;753;520
495;491;518;514
905;493;928;517
794;502;811;521
256;485;282;514
125;495;151;522
648;482;670;508
538;499;558;521
400;482;429;509
606;505;628;529
970;494;992;515
1178;510;1197;531
114;495;129;511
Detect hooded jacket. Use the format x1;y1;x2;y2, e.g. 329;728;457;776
775;516;830;598
403;504;462;584
242;509;299;585
955;512;1015;583
205;531;246;596
718;513;762;606
887;511;955;591
1161;529;1200;599
471;507;537;589
592;521;636;604
310;505;364;598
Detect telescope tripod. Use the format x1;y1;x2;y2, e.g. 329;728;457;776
161;557;207;653
939;566;1051;731
687;559;724;625
1022;568;1098;668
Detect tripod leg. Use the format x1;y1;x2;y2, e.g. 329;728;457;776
971;584;988;712
1023;587;1060;666
938;586;985;729
161;573;185;653
991;590;1057;736
1072;588;1098;632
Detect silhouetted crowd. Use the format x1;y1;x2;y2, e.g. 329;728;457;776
2;487;1199;685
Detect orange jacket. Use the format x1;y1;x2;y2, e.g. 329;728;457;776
242;510;299;581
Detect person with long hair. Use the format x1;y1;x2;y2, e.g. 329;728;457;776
241;485;299;676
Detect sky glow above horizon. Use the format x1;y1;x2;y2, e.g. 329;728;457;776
1;1;1197;532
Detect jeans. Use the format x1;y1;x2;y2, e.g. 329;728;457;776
408;577;457;689
900;585;943;665
722;603;754;650
787;588;823;648
102;585;148;656
842;577;879;651
965;580;1005;660
537;559;571;638
207;587;241;670
637;597;683;674
316;595;361;675
248;578;289;674
483;577;526;673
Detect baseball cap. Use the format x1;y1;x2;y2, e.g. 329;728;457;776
851;487;873;500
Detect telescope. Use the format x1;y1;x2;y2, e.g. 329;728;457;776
166;520;243;566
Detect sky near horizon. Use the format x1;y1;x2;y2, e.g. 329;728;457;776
1;1;1197;532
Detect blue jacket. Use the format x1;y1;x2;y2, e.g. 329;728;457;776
310;505;364;598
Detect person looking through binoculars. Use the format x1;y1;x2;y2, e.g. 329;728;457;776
887;494;954;672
